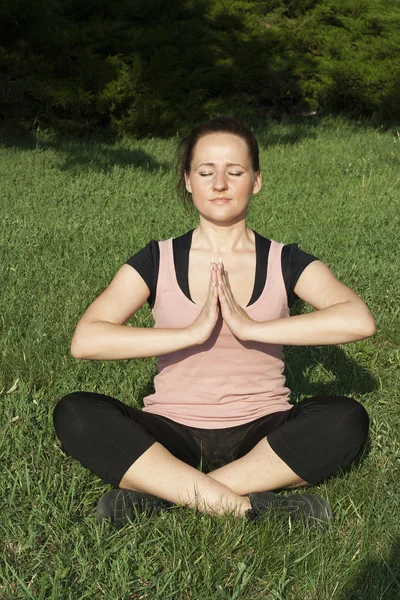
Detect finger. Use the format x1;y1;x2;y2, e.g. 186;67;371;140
217;276;232;316
223;270;231;295
205;264;214;306
217;270;230;304
222;274;235;312
219;268;231;300
217;266;225;290
209;261;218;282
211;266;218;296
208;263;219;306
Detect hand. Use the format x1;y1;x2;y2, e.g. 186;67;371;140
215;260;255;341
187;261;220;345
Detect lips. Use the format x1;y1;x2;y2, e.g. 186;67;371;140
210;197;231;204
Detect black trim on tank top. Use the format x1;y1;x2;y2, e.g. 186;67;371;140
125;230;319;310
173;229;270;308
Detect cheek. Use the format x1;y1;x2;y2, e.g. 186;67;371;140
193;177;209;193
237;178;252;193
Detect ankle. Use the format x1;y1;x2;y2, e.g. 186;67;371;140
200;494;252;517
232;495;252;517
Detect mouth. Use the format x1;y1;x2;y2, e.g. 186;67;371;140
210;197;231;204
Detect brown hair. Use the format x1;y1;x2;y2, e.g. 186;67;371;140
175;116;260;209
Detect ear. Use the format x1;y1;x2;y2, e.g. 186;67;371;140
252;171;262;195
184;172;192;194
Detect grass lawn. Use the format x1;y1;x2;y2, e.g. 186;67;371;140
1;117;399;599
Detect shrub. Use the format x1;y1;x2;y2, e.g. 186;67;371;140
0;0;399;135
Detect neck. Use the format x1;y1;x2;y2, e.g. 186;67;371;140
193;220;254;254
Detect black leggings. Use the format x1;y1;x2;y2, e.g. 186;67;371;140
53;392;369;489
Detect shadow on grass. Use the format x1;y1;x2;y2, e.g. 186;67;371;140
337;536;400;600
0;127;169;174
252;116;319;148
284;299;377;401
0;115;329;175
283;328;378;472
284;344;377;401
1;115;393;176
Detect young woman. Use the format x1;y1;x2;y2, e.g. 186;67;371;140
53;117;374;529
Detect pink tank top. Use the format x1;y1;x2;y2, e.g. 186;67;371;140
142;237;292;428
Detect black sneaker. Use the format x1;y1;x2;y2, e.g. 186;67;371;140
96;489;175;529
247;491;333;529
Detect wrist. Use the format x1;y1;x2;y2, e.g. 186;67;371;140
185;325;201;348
242;319;257;342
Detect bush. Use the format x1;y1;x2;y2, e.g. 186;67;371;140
0;0;399;135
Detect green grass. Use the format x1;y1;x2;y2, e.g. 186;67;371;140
1;117;399;599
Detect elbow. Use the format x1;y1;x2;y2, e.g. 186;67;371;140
71;339;83;359
356;313;376;340
70;320;105;359
346;300;376;341
365;318;376;338
71;332;88;359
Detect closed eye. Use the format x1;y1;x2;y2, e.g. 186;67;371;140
199;172;243;177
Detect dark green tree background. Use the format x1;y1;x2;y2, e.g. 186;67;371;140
0;0;399;135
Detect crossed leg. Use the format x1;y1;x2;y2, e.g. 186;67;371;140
119;436;306;518
207;436;307;496
119;441;252;517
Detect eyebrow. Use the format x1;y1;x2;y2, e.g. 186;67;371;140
195;162;245;169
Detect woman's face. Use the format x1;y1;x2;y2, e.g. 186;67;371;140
184;133;261;224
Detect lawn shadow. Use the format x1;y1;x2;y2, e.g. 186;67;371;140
0;128;169;174
284;344;377;402
284;299;377;402
252;116;319;148
2;112;391;178
135;378;157;409
337;536;400;600
55;142;169;174
282;317;378;473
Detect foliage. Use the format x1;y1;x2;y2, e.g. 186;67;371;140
0;0;399;135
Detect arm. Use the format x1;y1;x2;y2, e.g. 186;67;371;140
71;265;195;360
246;261;376;345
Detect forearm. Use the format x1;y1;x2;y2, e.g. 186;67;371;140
71;321;195;360
247;301;376;346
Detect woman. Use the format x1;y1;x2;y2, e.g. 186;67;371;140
53;117;374;529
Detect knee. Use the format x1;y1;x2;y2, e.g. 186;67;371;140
329;396;369;446
53;391;88;446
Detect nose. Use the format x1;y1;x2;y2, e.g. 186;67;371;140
212;171;228;191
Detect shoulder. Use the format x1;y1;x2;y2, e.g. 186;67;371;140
281;243;319;307
252;230;318;268
125;240;160;308
126;239;159;268
124;230;193;308
282;242;319;265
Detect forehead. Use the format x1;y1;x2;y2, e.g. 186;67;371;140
192;133;250;168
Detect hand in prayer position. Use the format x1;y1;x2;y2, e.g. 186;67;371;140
214;260;255;341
